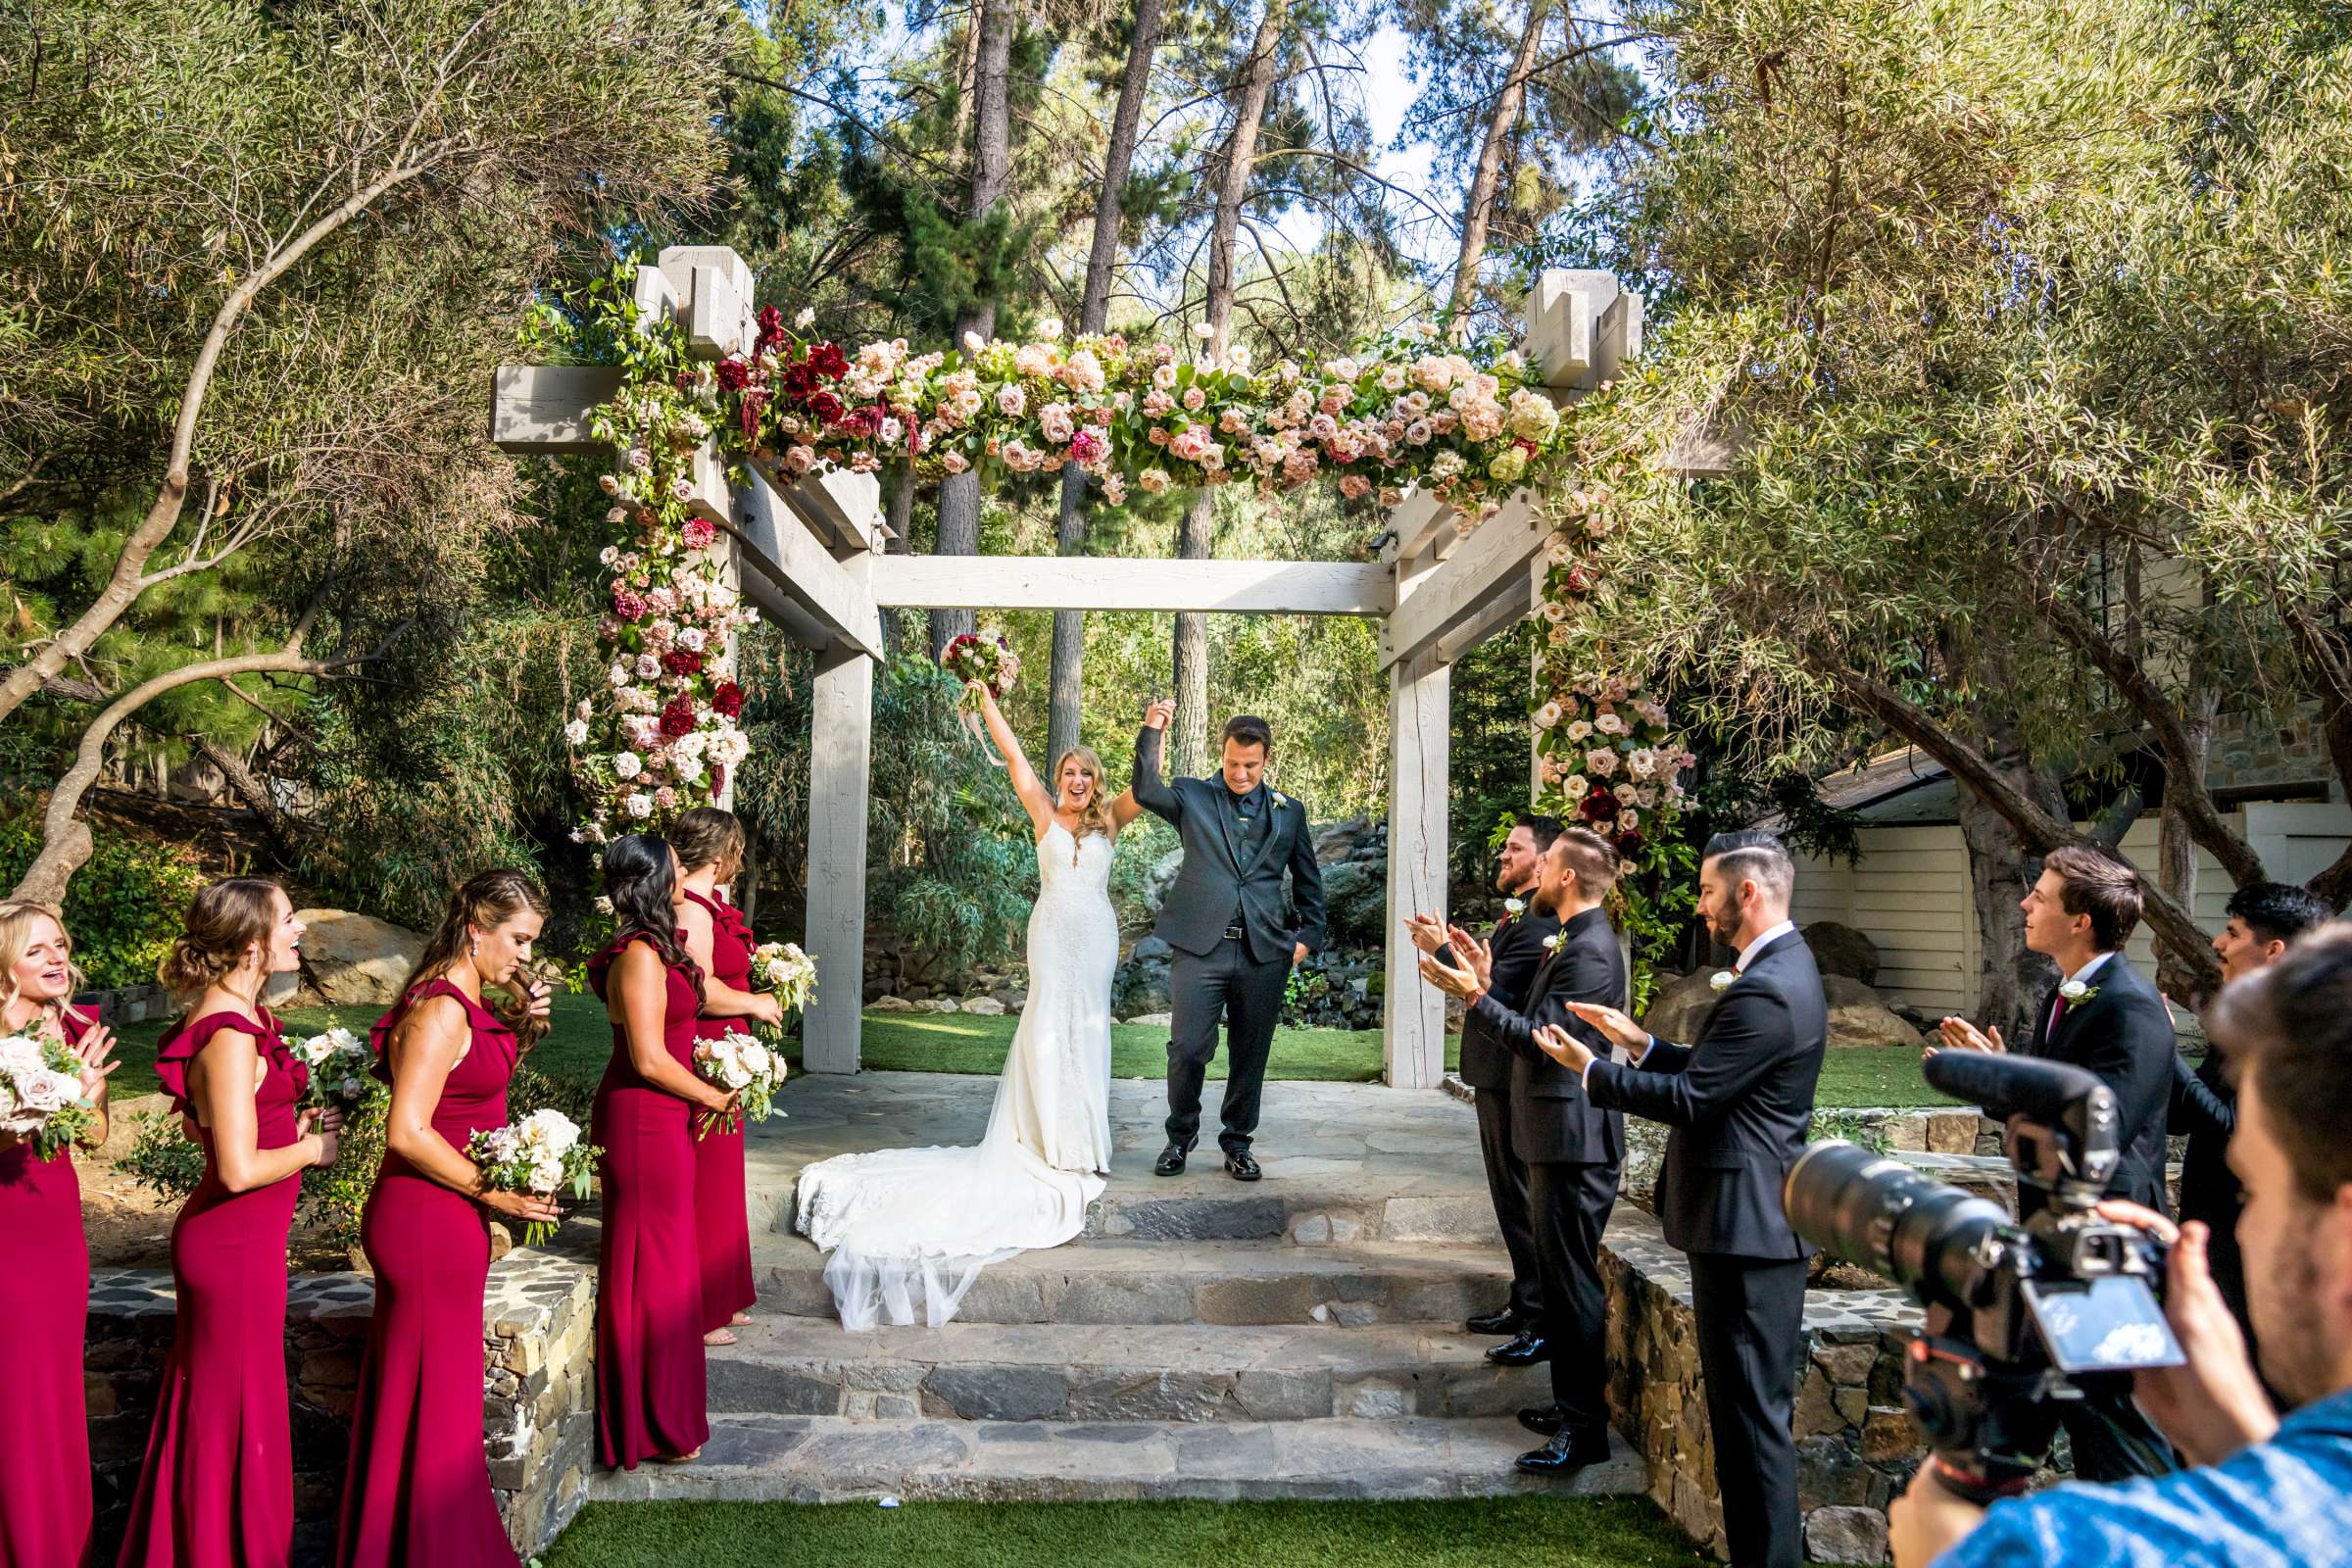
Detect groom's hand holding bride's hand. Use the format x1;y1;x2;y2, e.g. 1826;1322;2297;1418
1142;699;1175;731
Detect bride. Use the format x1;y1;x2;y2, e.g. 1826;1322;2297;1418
793;681;1142;1330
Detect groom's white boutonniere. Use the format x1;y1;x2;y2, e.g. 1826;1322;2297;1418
2058;978;2098;1004
1275;792;1294;811
1710;969;1738;994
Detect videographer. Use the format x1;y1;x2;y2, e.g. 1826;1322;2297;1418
1890;923;2352;1568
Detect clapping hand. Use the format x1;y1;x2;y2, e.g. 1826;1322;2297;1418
1403;913;1447;956
1444;926;1494;990
71;1021;121;1103
1532;1022;1594;1075
1562;1001;1646;1053
1931;1016;2003;1064
1416;945;1483;1000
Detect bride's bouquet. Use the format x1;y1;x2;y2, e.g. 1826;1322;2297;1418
0;1031;97;1161
692;1029;787;1138
466;1108;600;1247
750;941;817;1013
940;629;1019;707
289;1026;374;1114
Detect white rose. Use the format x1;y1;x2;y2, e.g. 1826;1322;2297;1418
612;752;643;780
624;792;655;819
1534;702;1563;729
564;719;590;747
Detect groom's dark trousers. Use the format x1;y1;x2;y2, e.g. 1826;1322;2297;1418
1133;722;1328;1157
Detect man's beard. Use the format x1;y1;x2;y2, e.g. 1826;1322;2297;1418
1706;904;1743;950
1533;883;1562;918
2252;1209;2329;1406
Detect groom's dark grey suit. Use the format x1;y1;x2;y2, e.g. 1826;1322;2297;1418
1133;723;1327;1156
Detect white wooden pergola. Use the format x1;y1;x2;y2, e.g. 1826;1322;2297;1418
494;246;1643;1090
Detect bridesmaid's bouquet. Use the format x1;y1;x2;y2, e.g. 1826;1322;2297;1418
940;629;1019;707
0;1031;97;1160
692;1029;787;1138
749;941;817;1012
289;1026;373;1113
466;1108;600;1247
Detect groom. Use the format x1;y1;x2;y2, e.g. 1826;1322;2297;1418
1134;699;1327;1181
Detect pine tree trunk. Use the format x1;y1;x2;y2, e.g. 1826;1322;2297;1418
2157;685;2221;1003
930;0;1020;660
1446;0;1549;340
1173;0;1287;778
1049;0;1169;767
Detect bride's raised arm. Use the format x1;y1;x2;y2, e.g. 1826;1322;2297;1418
970;682;1054;837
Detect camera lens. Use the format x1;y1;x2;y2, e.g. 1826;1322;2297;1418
1786;1141;2012;1309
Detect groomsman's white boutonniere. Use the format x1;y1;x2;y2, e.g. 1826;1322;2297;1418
2058;978;2099;1004
1710;969;1739;994
1543;933;1563;953
1503;897;1526;917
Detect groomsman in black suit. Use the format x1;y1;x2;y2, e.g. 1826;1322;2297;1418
1537;830;1825;1568
1403;813;1564;1358
1419;825;1627;1476
1935;845;2189;1480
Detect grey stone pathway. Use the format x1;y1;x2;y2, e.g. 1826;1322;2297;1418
590;1071;1653;1504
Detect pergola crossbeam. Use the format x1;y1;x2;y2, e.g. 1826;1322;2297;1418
863;555;1394;617
1377;491;1547;670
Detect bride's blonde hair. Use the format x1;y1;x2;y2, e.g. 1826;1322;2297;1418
1052;746;1117;857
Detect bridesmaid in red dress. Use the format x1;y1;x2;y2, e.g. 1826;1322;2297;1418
118;878;343;1568
336;869;561;1568
589;834;737;1468
670;808;783;1347
0;900;120;1568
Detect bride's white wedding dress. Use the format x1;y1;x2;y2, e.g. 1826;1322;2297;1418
794;819;1117;1330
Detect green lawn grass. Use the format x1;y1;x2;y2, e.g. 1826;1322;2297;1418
539;1496;1717;1568
104;994;1947;1108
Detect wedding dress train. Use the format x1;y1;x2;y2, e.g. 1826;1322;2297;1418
794;820;1117;1329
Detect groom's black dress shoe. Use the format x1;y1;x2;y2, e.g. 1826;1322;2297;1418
1223;1150;1262;1182
1517;1404;1564;1437
1153;1143;1190;1177
1465;1307;1527;1336
1513;1425;1610;1476
1486;1330;1551;1366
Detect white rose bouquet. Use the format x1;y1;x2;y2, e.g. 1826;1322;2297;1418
749;941;818;1013
0;1031;98;1160
692;1029;787;1138
289;1026;374;1114
465;1108;600;1247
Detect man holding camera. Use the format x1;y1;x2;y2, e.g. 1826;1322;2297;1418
1534;829;1828;1568
1891;925;2352;1568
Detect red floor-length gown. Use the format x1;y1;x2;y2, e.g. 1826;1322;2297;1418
683;889;759;1334
588;931;710;1469
116;1010;311;1568
1;1004;99;1568
335;979;522;1568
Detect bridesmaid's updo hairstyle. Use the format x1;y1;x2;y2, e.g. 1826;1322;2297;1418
601;834;703;1004
396;869;554;1047
158;877;283;996
670;808;747;880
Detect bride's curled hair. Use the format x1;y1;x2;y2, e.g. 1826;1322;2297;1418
601;834;703;1004
1052;746;1117;858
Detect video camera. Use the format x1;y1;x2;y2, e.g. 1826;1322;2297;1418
1784;1052;2181;1499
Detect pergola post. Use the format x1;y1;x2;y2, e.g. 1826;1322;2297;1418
802;645;874;1074
1382;645;1450;1088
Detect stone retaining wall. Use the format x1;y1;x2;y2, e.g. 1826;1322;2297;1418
86;1250;594;1566
1601;1208;1927;1564
73;980;177;1026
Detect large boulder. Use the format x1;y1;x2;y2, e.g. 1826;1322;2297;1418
293;908;427;1006
1824;974;1924;1049
1318;858;1387;944
1803;922;1882;988
1640;967;1925;1050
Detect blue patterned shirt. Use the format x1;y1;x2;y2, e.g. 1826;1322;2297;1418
1935;1387;2352;1568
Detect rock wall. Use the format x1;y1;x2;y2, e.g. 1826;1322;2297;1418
86;1251;594;1566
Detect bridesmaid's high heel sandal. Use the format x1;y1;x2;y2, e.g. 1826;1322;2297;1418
730;1312;752;1327
703;1328;738;1347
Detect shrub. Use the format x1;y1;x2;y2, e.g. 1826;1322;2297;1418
0;815;209;989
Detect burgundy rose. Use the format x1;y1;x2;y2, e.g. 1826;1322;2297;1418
1615;830;1644;857
662;649;704;676
1579;789;1621;823
781;362;820;397
715;358;754;392
659;698;697;739
808;341;849;379
756;305;785;353
808;391;845;426
711;681;745;718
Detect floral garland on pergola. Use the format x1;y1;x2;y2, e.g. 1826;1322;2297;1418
556;259;1691;860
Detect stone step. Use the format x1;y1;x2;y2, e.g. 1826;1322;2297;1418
752;1236;1513;1327
590;1413;1648;1504
707;1318;1549;1423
